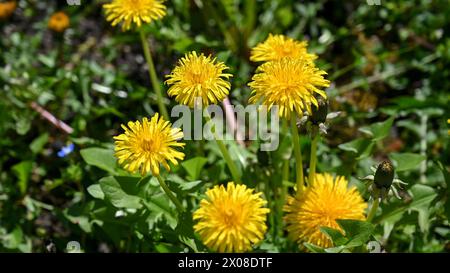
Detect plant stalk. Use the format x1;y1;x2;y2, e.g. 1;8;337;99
156;174;184;213
205;113;242;184
308;128;319;186
367;196;380;222
281;119;290;182
290;116;304;193
139;29;169;121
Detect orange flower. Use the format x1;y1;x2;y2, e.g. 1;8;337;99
48;11;70;33
0;1;16;20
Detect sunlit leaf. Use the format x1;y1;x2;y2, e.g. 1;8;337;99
390;153;426;172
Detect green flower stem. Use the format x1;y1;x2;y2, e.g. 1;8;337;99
282;119;290;182
155;174;184;213
139;28;169;121
367;196;380;222
201;0;238;53
282;161;289;184
280;119;289;213
308;128;319;186
290;116;304;194
215;138;242;184
244;0;256;39
205;114;242;184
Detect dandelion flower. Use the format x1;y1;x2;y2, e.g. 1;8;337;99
448;119;450;135
193;182;270;253
248;58;330;118
103;0;166;31
165;51;232;108
0;1;16;20
250;34;317;63
114;113;185;176
284;173;367;248
48;11;70;33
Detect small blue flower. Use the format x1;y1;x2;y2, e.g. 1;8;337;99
57;143;75;158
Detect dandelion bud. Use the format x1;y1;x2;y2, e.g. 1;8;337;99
310;97;328;125
374;160;395;189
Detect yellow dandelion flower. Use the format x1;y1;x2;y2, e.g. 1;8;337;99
193;182;270;253
284;173;367;248
0;1;16;20
250;34;317;63
48;11;70;33
165;51;232;108
114;113;185;176
248;57;330;118
103;0;166;31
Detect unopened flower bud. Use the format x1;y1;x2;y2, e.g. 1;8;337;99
374;160;395;189
310;97;328;125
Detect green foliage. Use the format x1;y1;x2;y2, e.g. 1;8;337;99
0;0;448;253
81;148;118;174
390;153;426;172
181;157;208;181
99;176;144;210
12;161;33;195
306;220;375;253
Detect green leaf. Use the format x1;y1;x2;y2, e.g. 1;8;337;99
336;219;375;248
338;138;367;153
38;53;55;68
143;193;177;228
378;184;437;227
1;225;32;252
176;211;195;238
325;246;349;253
390;153;426;172
2;227;23;250
181;157;208;181
65;214;92;233
303;242;326;253
320;227;347;246
276;6;294;27
436;160;450;189
12;161;33;195
80;147;117;174
338;138;374;159
378;199;406;225
16;116;31;135
99;176;142;209
320;220;375;249
87;184;105;200
409;184;437;233
359;117;394;141
29;133;49;154
436;161;450;219
409;184;437;210
166;175;205;193
178;236;200;253
179;180;204;192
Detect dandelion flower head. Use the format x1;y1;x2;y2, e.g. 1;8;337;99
114;113;185;176
284;173;367;248
103;0;166;31
193;182;270;253
165;51;232;108
248;57;330;118
250;34;317;63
